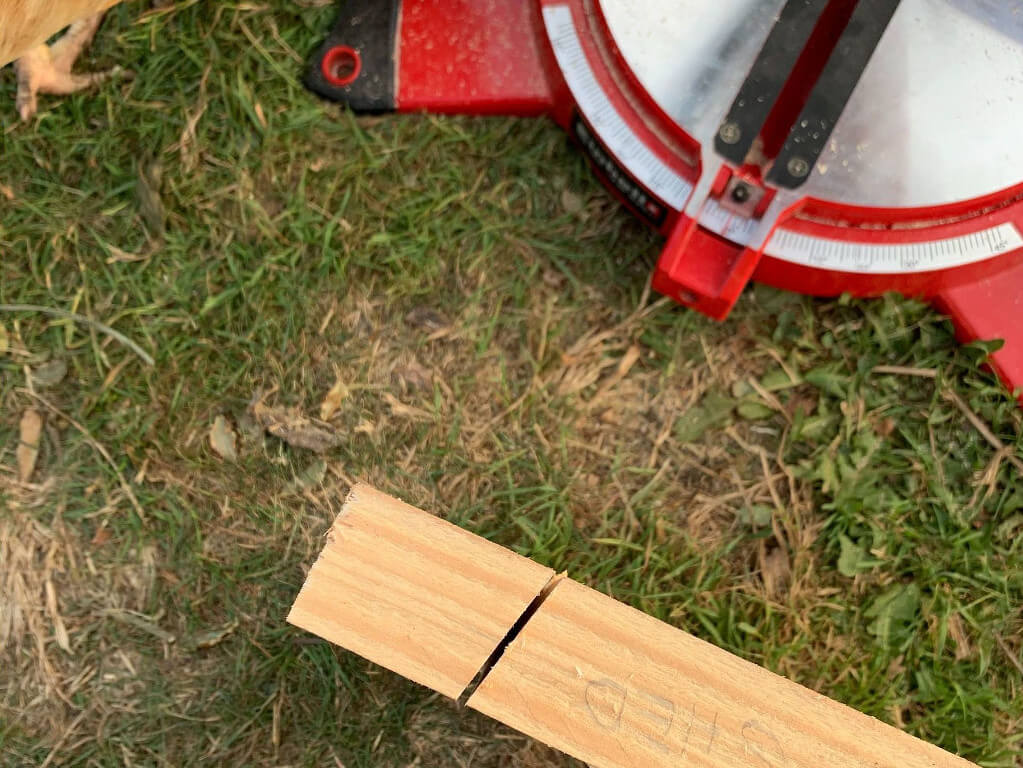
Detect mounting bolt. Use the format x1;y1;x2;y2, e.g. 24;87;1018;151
718;122;742;145
787;156;811;178
730;183;752;203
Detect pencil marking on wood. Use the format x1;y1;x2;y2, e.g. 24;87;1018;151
584;678;627;732
678;700;695;757
584;678;703;756
705;707;720;755
680;702;720;756
742;719;787;767
630;689;674;754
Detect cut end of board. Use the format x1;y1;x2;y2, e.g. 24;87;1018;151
287;483;556;700
285;483;363;621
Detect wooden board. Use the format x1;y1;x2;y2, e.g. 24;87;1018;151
290;485;977;768
287;484;555;699
468;578;975;768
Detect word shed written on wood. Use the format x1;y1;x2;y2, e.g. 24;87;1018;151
288;484;976;768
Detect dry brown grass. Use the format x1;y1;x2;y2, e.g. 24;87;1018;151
0;467;165;749
2;474;82;737
1;3;1020;762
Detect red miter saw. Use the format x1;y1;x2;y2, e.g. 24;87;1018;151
306;0;1023;401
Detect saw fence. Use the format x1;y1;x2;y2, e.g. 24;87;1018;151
288;484;976;768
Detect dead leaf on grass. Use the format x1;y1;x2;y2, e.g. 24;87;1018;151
759;542;791;600
45;579;71;653
185;619;239;651
101;357;132;392
354;420;377;436
100;608;175;644
561;188;584;215
404;306;449;333
0;183;14;200
319;377;348;421
90;524;112;548
384;392;433;422
17;409;43;482
0;322;8;355
394;359;432;392
209;415;238;461
947;612;973;661
136;160;165;237
254;101;268;129
235;410;263;444
287;459;327;493
105;245;149;264
30;359;67;388
874;416;897;438
588;344;642;403
250;400;343;453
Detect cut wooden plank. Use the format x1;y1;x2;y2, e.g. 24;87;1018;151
287;484;555;699
290;485;977;768
469;578;975;768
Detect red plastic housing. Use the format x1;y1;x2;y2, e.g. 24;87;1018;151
380;0;1023;401
396;0;558;114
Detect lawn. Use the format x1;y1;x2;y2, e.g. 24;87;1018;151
1;2;1021;766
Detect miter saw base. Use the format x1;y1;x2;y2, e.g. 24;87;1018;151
306;0;1023;401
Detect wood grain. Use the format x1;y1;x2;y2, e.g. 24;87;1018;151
290;485;976;768
468;578;975;768
287;484;555;699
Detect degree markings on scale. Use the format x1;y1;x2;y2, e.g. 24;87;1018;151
542;5;694;209
698;197;760;244
766;223;1023;273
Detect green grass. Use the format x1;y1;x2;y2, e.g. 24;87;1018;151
1;2;1021;765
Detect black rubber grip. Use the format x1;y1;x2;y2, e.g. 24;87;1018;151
305;0;401;113
767;0;902;189
714;0;830;165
